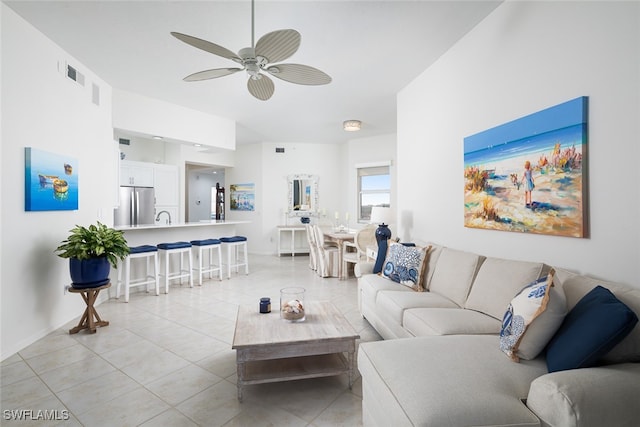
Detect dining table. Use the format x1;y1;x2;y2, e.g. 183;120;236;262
324;231;356;280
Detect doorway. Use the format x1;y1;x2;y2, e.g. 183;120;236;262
185;163;225;222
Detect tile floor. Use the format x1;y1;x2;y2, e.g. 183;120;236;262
1;254;381;426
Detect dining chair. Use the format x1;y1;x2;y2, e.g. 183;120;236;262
342;224;377;279
305;224;318;271
312;224;339;278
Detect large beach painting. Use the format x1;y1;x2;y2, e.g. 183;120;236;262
464;97;588;238
25;147;79;211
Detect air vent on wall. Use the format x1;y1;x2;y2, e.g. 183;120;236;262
92;83;100;106
275;147;285;153
66;64;85;86
119;138;130;145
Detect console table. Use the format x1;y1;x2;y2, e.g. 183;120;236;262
277;225;309;257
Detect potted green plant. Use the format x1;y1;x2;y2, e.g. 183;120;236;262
55;221;130;288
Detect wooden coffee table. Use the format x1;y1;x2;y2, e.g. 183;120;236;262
232;301;360;401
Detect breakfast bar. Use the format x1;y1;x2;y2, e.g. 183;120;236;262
115;220;250;247
115;220;250;289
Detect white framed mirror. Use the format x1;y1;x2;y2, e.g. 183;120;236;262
287;174;318;217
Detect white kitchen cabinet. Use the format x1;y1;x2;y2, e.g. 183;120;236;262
120;160;154;187
153;164;179;206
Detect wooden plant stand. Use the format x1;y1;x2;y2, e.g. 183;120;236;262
68;282;111;334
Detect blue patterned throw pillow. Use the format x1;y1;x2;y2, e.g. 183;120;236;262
381;242;431;291
500;270;560;361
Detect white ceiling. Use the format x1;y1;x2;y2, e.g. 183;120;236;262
5;0;502;146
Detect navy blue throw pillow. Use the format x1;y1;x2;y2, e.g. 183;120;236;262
545;285;638;372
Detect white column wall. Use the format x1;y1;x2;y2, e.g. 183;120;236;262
1;6;117;358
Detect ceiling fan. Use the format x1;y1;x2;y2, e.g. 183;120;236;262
171;0;331;101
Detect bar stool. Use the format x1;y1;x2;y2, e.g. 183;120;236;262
157;241;193;292
117;245;160;303
220;236;249;279
190;239;223;285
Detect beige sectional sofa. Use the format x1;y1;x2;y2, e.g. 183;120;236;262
356;243;640;426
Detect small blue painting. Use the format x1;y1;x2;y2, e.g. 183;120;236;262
229;183;255;211
25;147;78;211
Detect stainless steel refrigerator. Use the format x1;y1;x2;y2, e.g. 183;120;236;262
114;186;155;226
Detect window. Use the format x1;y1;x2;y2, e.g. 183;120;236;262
358;164;390;221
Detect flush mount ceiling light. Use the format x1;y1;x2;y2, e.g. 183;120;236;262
343;120;362;132
152;135;163;140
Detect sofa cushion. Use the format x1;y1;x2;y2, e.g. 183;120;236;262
358;335;547;426
546;285;638;372
421;242;444;290
428;248;485;307
381;242;431;291
499;270;566;361
376;290;458;328
561;275;640;364
527;363;640;427
359;273;413;313
403;308;501;336
465;257;550;320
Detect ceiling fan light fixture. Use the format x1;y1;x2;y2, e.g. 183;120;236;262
343;120;362;132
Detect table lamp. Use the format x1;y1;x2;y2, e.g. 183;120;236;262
370;207;392;242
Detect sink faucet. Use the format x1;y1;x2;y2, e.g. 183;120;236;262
156;210;172;225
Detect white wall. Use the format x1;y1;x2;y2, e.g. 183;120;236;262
1;5;117;358
225;142;345;255
113;89;236;150
346;133;397;227
397;1;640;287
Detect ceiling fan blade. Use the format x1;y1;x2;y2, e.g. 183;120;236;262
171;32;241;62
183;68;243;81
247;75;275;101
255;29;300;63
266;63;332;85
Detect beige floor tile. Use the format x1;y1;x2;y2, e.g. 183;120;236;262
224;402;308;427
1;352;22;366
56;370;140;415
1;376;55;410
23;344;95;375
120;349;190;385
138;408;198;427
0;359;36;386
75;387;169;427
70;326;142;354
18;332;78;360
194;348;238;379
100;339;164;369
0;394;73;427
38;354;116;392
145;364;223;406
175;380;242;427
311;391;364;426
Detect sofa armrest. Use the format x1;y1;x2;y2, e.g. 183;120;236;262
527;363;640;427
354;261;375;278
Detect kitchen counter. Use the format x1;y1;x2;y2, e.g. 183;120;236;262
115;220;249;232
117;220;250;247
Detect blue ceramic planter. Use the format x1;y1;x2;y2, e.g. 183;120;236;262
69;257;110;288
